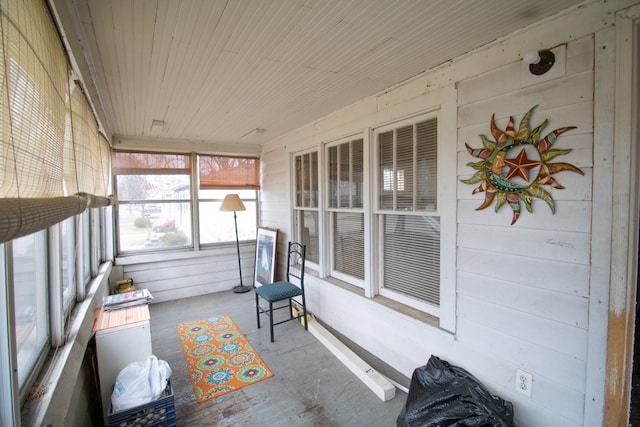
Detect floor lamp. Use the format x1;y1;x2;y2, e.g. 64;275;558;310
220;194;251;293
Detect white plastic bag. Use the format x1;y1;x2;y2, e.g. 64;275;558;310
110;355;172;413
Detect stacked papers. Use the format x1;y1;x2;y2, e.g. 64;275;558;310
101;288;153;311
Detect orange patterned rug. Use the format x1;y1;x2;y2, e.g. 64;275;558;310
176;314;273;403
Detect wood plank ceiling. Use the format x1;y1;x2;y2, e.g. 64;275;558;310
62;0;591;146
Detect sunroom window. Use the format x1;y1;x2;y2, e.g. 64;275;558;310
198;154;259;244
293;151;320;265
113;152;193;253
327;138;364;283
12;231;49;390
375;116;441;314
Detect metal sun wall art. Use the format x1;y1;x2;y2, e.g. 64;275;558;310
461;105;583;225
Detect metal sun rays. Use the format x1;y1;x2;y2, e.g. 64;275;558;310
461;105;584;225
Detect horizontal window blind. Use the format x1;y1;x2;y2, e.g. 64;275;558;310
383;214;440;306
396;125;414;210
377;115;440;307
416;119;437;211
378;131;394;209
328;139;363;209
295;151;318;208
293;150;319;264
294;209;319;264
327;138;364;282
333;212;364;279
378;118;437;212
351;139;363;208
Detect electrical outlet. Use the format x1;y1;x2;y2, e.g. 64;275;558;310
515;369;533;397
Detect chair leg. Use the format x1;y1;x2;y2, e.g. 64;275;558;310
256;294;261;329
288;298;293;319
301;293;308;331
269;302;274;342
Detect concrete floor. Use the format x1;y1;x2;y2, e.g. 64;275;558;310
149;289;408;426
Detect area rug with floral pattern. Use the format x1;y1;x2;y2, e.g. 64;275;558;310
176;314;273;403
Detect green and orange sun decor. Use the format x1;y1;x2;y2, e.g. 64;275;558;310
461;105;583;225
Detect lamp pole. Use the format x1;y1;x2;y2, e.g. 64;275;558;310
220;194;250;294
232;210;250;293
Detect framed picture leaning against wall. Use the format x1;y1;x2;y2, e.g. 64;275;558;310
254;227;277;287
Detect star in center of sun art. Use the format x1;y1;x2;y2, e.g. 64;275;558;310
503;148;540;181
461;105;584;225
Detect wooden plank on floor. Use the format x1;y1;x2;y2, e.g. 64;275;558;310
306;315;396;402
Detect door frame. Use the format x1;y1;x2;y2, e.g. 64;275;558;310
603;5;640;426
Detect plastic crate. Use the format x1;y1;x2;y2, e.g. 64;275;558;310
107;380;175;427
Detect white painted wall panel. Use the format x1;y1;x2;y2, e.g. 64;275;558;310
453;28;598;427
457;271;589;328
457;200;592;232
457;102;595;152
456;318;587;392
457;72;594;128
119;244;255;302
457;224;591;264
457;294;588;359
458;247;591;296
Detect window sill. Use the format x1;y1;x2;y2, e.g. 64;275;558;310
22;262;111;426
115;240;253;265
320;274;441;329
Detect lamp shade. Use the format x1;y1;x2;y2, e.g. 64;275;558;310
219;194;246;212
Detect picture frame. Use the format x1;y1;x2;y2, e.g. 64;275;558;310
254;227;278;287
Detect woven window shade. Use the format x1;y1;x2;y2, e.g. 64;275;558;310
112;151;191;174
76;192;116;208
1;0;67;198
0;0;102;243
97;134;111;195
0;196;87;243
64;86;88;194
198;154;259;189
63;85;113;207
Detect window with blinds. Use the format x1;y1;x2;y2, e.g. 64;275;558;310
376;116;440;310
293;151;319;264
327;138;364;282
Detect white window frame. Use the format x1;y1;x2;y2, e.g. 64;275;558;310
325;134;367;288
292;148;322;270
372;88;456;331
0;243;19;427
11;230;50;399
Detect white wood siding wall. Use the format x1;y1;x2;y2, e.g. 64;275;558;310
257;2;636;426
115;244;256;302
455;35;595;426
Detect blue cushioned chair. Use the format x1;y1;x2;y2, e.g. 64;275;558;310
255;242;307;342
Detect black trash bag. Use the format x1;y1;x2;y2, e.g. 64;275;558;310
397;355;515;427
